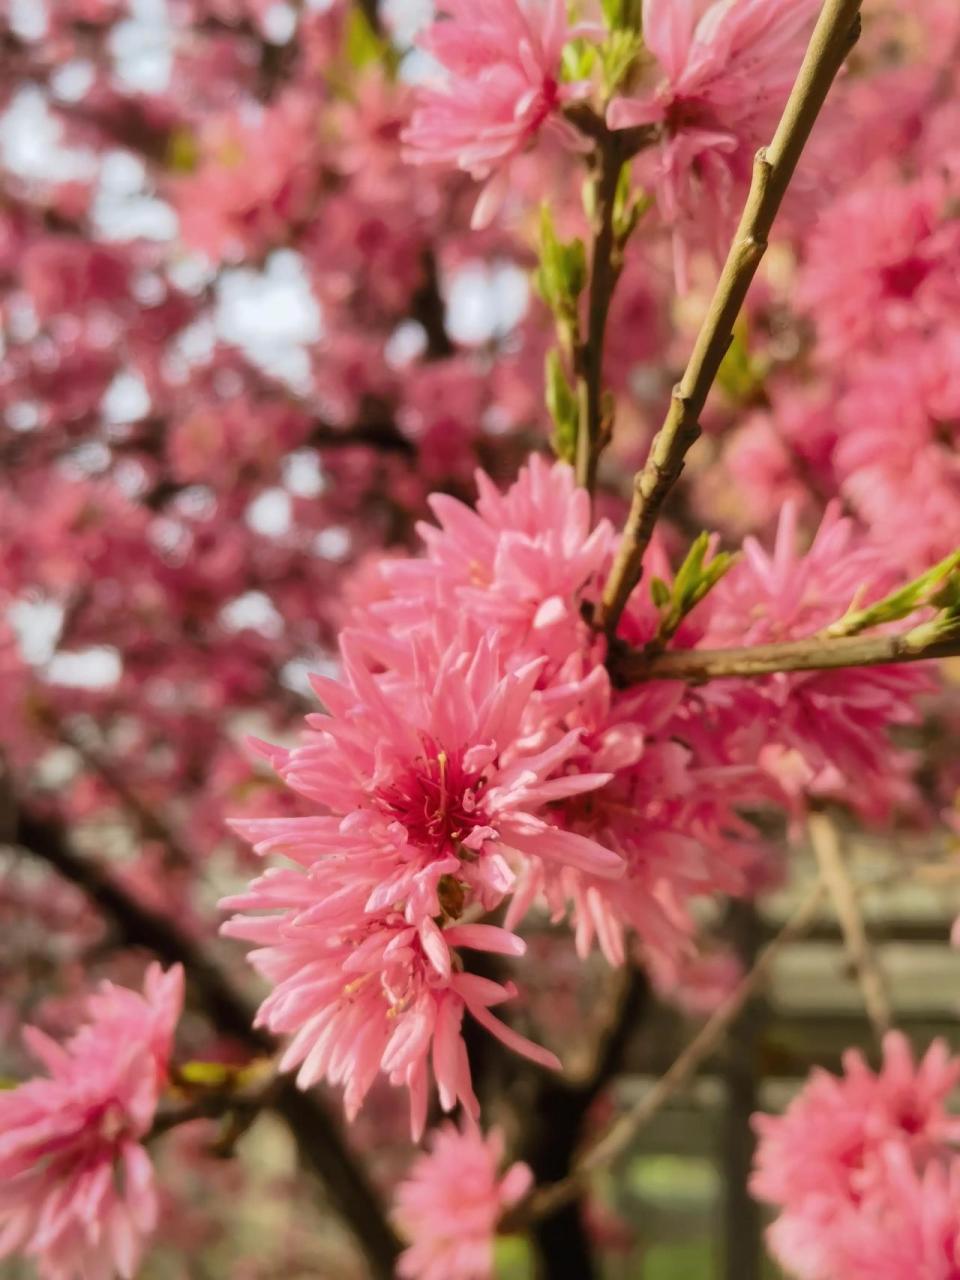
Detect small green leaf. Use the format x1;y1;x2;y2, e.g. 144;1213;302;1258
561;38;598;83
652;533;737;646
600;0;643;32
536;205;587;317
717;319;766;404
602;29;644;93
825;548;960;638
545;349;579;464
494;1234;536;1279
176;1061;236;1088
166;128;199;174
344;7;388;69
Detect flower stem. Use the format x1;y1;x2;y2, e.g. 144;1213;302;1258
597;0;864;635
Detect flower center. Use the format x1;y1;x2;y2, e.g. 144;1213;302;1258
376;736;485;856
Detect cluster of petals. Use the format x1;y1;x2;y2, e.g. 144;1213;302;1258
402;0;590;227
0;964;184;1280
752;1032;960;1280
222;618;622;1136
394;1122;531;1280
361;459;768;965
608;0;820;286
698;502;931;821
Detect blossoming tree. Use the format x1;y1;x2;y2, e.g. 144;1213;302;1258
2;0;960;1277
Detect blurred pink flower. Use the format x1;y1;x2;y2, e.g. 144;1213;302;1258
0;964;183;1280
700;502;932;821
608;0;819;286
402;0;591;227
752;1032;960;1280
395;1123;531;1280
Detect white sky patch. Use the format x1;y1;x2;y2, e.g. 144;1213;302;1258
0;87;98;185
93;150;177;242
261;3;298;43
385;319;428;369
246;488;292;538
283;449;327;498
384;0;433;48
51;61;96;104
47;647;123;690
102;370;151;425
220;591;285;638
444;260;529;346
7;0;48;42
109;0;175;95
313;526;351;562
280;652;341;697
9;598;63;666
215;251;323;393
6;402;40;433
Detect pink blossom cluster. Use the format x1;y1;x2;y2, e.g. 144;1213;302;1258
394;1123;531;1280
0;965;183;1280
753;1032;960;1280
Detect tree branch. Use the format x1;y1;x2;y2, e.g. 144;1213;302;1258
9;804;402;1278
597;0;863;634
510;881;826;1225
575;141;624;495
808;813;892;1040
613;623;960;684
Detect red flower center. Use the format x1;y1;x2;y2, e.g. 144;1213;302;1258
376;737;486;856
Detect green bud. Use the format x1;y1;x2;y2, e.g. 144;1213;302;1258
545;349;579;464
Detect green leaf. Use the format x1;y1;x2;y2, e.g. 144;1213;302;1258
602;28;644;93
652;533;737;646
824;548;960;638
344;7;388;69
545;349;579;464
166;128;199;174
600;0;644;32
494;1235;536;1279
561;38;598;83
176;1061;236;1088
612;164;652;243
717;319;765;404
536;205;587;317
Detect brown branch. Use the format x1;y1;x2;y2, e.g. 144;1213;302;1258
613;623;960;684
597;0;863;634
575;142;625;495
509;881;826;1225
10;804;402;1278
808;813;892;1040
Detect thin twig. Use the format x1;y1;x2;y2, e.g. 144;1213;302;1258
808;813;892;1040
613;623;960;684
512;880;827;1224
597;0;863;634
575;141;624;494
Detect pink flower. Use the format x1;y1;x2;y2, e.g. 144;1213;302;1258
402;0;590;227
394;1123;532;1280
752;1032;960;1280
0;964;184;1280
608;0;819;286
222;627;621;1135
831;1148;960;1280
798;173;960;363
173;91;321;263
699;502;932;821
369;456;614;677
